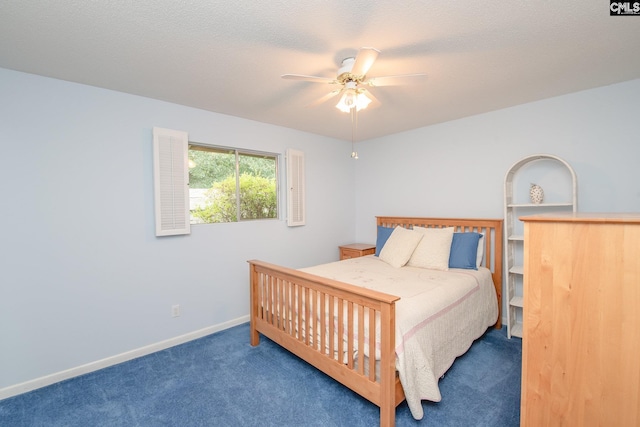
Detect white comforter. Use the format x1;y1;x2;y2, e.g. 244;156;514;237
300;255;498;420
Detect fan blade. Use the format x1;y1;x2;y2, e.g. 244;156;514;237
307;89;342;107
365;73;427;87
281;74;337;84
350;47;380;77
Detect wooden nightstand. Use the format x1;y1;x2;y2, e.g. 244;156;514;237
339;243;376;260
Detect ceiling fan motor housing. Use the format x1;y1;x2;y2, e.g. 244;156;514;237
338;57;355;75
337;57;359;83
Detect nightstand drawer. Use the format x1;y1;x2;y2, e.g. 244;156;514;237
339;243;376;260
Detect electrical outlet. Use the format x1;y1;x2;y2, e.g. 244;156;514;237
171;304;180;318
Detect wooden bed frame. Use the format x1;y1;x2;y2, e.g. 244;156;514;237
249;217;503;427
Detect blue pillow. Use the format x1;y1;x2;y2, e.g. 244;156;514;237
375;226;395;256
448;232;482;270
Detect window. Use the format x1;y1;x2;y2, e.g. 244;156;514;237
188;144;279;224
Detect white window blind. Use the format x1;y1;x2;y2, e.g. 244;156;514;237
152;127;190;236
286;149;305;227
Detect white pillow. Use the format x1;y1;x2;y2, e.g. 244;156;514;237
407;226;455;270
379;227;423;268
476;234;485;267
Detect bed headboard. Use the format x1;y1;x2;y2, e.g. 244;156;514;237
376;216;503;328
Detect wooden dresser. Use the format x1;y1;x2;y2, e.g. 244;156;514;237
520;213;640;427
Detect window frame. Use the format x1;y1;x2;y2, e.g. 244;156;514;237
187;142;281;224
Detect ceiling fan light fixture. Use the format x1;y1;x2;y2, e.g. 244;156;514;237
355;91;372;110
336;90;355;112
336;89;372;113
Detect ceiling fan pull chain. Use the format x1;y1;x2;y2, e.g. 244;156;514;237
351;108;358;159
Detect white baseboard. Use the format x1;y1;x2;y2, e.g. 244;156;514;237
0;315;250;401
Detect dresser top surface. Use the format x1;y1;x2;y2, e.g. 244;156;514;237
520;212;640;224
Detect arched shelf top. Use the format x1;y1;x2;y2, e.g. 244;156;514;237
504;153;577;210
505;153;577;183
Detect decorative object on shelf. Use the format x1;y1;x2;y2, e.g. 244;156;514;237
529;183;544;204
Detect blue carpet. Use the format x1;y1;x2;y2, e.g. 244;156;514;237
0;323;521;426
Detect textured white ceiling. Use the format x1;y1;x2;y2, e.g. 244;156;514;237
1;1;639;142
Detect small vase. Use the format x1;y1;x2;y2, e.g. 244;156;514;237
530;183;544;204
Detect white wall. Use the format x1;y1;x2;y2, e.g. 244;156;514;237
0;68;356;392
354;78;640;243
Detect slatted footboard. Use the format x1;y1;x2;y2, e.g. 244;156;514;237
249;260;403;427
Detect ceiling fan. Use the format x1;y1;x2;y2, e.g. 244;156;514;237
282;47;426;113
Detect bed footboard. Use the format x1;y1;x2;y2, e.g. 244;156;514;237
249;260;402;427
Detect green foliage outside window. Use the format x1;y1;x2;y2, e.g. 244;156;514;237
188;146;277;224
191;174;276;223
